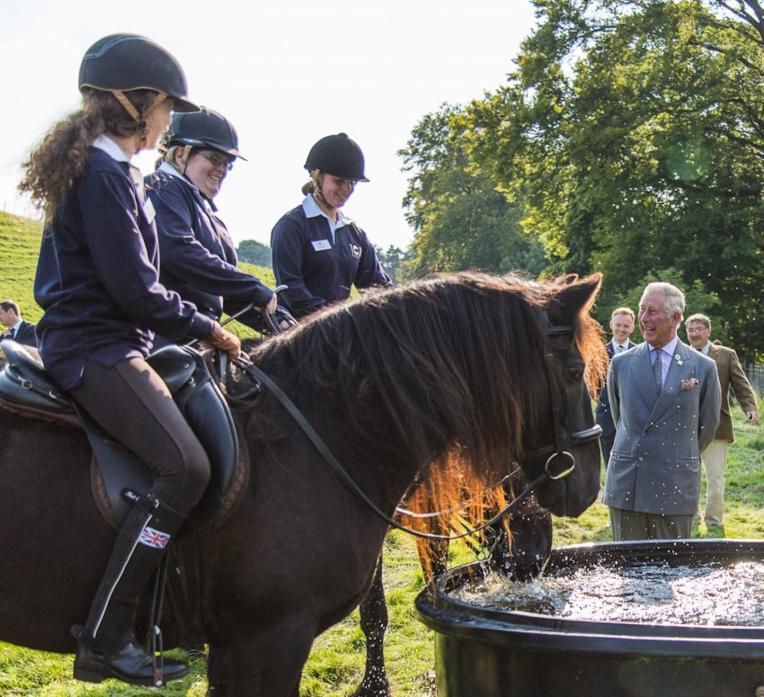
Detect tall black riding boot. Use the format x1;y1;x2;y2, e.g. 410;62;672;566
72;492;190;687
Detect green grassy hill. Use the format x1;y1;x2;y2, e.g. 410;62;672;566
0;210;274;337
0;211;44;322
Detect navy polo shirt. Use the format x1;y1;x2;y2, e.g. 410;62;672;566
34;141;214;391
146;164;273;326
270;196;392;318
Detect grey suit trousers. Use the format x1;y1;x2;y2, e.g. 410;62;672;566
610;507;693;540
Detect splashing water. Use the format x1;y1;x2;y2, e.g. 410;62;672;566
452;560;764;626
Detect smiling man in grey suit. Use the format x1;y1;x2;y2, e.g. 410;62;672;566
604;282;721;540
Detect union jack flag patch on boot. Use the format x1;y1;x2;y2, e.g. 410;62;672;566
139;526;171;549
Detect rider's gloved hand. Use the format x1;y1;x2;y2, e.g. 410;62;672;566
207;323;241;359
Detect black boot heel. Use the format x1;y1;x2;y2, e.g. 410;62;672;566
73;631;189;686
72;657;107;683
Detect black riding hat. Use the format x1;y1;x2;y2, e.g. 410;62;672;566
304;133;369;182
166;108;246;160
79;34;198;112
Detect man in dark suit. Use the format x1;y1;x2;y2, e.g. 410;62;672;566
604;282;721;540
0;300;38;347
685;313;758;533
595;307;637;468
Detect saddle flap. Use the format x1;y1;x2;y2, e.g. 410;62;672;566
0;339;73;413
174;357;240;507
146;345;197;394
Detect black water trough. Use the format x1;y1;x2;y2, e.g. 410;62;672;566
416;539;764;697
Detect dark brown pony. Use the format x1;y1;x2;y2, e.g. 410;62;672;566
0;272;604;696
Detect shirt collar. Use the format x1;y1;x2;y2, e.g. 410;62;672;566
159;160;185;180
612;339;630;350
651;335;679;357
92;135;132;163
302;194;352;226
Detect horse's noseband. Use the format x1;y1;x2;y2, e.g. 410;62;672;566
525;321;602;484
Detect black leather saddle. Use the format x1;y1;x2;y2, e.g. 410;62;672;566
0;340;245;527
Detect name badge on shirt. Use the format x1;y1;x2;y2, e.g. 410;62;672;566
312;239;332;251
143;198;156;224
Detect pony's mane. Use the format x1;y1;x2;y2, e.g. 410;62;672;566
247;272;604;535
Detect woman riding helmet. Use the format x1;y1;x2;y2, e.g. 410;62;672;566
19;34;239;686
146;108;278;341
270;133;392;319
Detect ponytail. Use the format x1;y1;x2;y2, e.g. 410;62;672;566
300;169;322;196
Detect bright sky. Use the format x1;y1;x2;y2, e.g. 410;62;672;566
1;1;536;252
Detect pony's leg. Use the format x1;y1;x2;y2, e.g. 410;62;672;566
209;620;315;697
206;644;231;696
353;556;392;697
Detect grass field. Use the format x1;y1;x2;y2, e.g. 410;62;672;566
1;210;762;695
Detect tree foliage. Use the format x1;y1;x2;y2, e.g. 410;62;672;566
237;239;271;267
460;0;764;356
399;104;546;280
375;245;410;283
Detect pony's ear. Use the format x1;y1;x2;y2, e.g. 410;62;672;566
554;273;602;318
556;273;579;286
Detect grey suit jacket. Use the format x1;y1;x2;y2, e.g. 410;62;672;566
603;339;721;515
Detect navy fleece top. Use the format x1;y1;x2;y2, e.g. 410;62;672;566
34;145;214;390
270;200;391;318
146;166;273;324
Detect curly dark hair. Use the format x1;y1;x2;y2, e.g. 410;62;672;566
18;89;157;222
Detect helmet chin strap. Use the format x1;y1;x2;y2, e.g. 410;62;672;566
169;145;193;175
112;90;168;148
112;90;142;122
311;170;336;215
310;169;323;194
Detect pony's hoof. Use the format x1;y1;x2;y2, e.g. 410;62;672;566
352;678;393;697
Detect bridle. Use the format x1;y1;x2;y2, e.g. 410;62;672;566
232;318;601;542
523;323;602;482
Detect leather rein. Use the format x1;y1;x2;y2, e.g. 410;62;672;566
232;321;601;542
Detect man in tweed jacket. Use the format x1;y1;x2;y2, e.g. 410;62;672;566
685;313;759;531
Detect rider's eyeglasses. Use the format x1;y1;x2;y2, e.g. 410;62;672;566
197;150;235;171
328;175;357;189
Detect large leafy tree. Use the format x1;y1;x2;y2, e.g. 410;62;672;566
399;104;546;279
464;0;764;355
